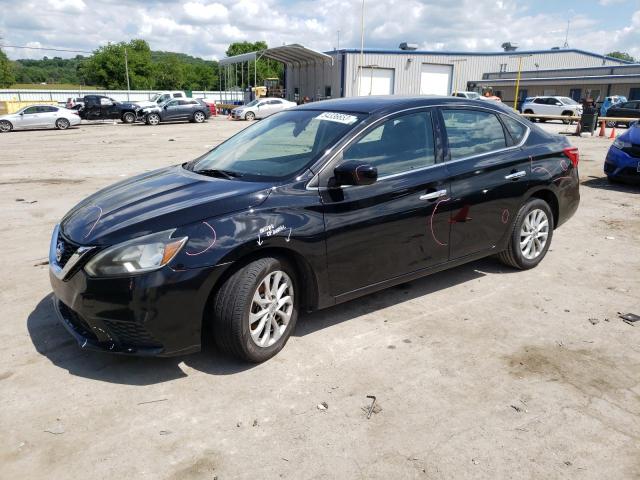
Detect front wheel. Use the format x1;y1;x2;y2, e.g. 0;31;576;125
55;118;70;130
212;257;298;362
122;111;136;123
146;113;161;126
497;198;554;270
244;111;255;121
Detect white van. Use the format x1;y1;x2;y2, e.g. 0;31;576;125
136;91;187;109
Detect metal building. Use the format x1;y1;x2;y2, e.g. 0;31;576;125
219;44;632;103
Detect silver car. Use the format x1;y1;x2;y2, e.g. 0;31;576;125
231;97;296;121
0;105;81;133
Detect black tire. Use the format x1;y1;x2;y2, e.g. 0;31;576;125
193;111;206;123
0;120;12;133
497;198;554;270
147;113;161;126
55;118;70;130
122;111;136;123
245;111;255;121
607;175;620;184
212;257;298;362
561;111;573;125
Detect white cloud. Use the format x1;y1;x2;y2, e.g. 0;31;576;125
183;1;229;23
47;0;86;13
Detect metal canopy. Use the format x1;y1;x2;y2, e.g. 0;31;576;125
219;44;333;66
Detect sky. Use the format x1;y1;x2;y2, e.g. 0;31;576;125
1;0;639;61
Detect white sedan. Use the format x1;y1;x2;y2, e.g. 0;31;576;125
231;98;296;121
0;105;81;132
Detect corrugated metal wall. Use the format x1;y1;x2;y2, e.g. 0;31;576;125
484;64;640;80
0;89;244;103
286;49;628;100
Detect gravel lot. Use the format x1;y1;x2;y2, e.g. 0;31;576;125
1;117;638;479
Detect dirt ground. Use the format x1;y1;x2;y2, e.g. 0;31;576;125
0;117;638;479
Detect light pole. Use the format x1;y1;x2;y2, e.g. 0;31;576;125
449;58;467;96
124;47;131;100
357;0;365;96
510;54;532;111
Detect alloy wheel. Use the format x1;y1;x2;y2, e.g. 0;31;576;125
249;270;294;348
56;119;70;130
520;208;549;260
148;114;160;126
194;112;205;123
0;121;11;133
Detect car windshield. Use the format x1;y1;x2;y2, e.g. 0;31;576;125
560;97;578;105
188;110;366;181
245;100;260;107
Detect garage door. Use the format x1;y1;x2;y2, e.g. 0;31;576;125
358;68;394;96
420;64;452;96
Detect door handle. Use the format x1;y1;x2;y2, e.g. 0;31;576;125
505;171;526;180
419;189;448;201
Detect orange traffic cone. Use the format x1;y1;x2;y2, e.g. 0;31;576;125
609;125;616;139
598;121;606;137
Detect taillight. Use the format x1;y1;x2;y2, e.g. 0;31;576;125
563;147;579;167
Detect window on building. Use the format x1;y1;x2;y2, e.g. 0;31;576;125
325;86;332;98
442;109;507;160
343;111;436;177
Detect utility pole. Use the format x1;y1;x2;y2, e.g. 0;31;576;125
509;54;532;111
124;47;131;100
357;0;365;96
449;58;467;96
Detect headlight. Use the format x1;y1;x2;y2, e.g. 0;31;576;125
84;229;187;277
613;138;632;150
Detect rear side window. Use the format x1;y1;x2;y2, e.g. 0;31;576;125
500;114;527;144
343;111;436;177
442;109;507;160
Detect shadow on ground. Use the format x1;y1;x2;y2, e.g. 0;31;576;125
28;257;514;386
582;175;639;194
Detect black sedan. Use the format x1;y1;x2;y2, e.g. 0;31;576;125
139;98;211;125
49;96;580;362
606;100;640;127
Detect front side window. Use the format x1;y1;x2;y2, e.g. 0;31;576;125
343;111;436;177
166;100;179;107
533;98;546;104
190;110;365;181
442;109;507;160
100;97;113;106
23;106;39;114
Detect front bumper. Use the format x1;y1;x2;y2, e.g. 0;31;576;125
49;237;226;357
605;146;640;182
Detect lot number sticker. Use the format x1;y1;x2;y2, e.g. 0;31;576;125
316;112;358;125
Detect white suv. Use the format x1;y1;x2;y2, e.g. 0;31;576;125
521;96;583;124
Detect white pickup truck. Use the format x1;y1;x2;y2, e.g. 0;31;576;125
136;91;187;109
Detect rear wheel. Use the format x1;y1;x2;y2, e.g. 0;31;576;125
561;111;574;125
497;198;554;270
147;113;160;126
0;120;12;133
122;111;136;123
55;118;70;130
245;111;255;121
193;111;206;123
212;257;298;362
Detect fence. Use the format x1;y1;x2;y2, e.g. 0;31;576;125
0;89;245;104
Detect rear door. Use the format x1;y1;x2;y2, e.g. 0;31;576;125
616;101;640;120
321;109;452;297
38;105;59;127
440;107;532;259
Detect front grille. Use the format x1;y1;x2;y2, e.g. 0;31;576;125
103;320;161;348
621;144;640;158
56;233;79;269
58;301;98;341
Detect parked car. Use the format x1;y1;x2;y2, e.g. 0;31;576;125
139;98;211;125
135;91;188;109
453;91;481;100
600;95;626;118
48;96;580;362
66;97;85;109
604;121;640;183
604;100;640;128
521;96;583;123
0;105;81;132
79;95;140;123
231;97;296;121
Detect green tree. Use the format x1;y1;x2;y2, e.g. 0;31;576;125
154;54;184;89
606;51;636;63
0;48;15;87
79;39;154;89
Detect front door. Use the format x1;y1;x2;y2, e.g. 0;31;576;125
17;106;43;128
321;109;451;297
163;100;181;120
439;107;532;259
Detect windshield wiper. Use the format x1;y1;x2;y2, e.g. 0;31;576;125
194;168;243;179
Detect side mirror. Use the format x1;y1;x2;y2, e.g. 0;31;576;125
333;161;377;187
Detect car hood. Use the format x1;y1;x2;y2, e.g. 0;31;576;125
60;165;273;245
621;123;640;143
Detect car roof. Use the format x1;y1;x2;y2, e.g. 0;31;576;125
294;95;512;115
